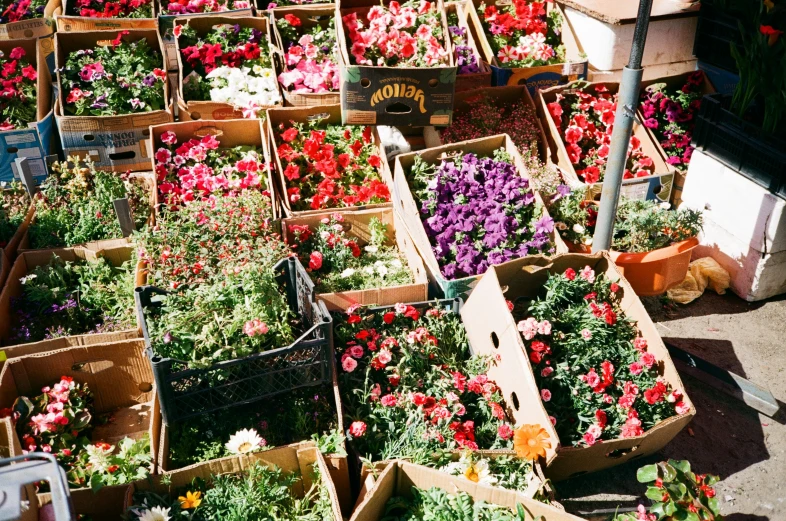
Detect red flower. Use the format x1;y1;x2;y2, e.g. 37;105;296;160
564;268;576;280
281;127;299;142
284;13;302;26
760;25;783;46
308;251;323;270
368;155;381;168
383;312;395;324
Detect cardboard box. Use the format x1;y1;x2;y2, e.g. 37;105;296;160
55;29;174;173
282;206;428;310
158;4;253;71
0;37;55;184
266;104;393;218
422;85;550;163
0;242;140;359
0;340;159;520
638;72;716;208
1;198;34;263
351;460;584;521
447;1;491;92
336;0;457;126
127;441;343;521
460;252;695;480
54;0;158;33
270;5;342;108
537;80;676;203
393;134;567;299
148;118;279;218
468;0;588;93
0;0;59;40
153;363;353;515
175;16;282;121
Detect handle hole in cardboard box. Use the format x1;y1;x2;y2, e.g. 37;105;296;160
142;129;150;137
109;151;136;160
138;382;153;393
653;185;663;195
510;392;520;411
427;79;438;88
190;112;202;120
490;331;500;349
6;147;18;153
360;78;371;88
83;134;96;142
385;102;411;114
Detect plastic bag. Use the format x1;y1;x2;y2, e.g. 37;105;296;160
667;257;730;304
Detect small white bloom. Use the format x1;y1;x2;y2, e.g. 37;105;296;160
137;506;171;521
19;274;37;284
659;202;671;210
376;265;389;278
364;245;379;253
85;442;114;473
364;266;375;275
225;428;264;455
341;268;356;278
573;223;585;234
390;259;403;269
252;64;264;75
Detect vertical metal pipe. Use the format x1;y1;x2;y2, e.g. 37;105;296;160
591;0;654;252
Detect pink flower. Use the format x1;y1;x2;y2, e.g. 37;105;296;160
349;421;366;437
517;317;539;340
376;349;392;365
537;320;552;335
633;337;648;351
675;401;690;414
342;356;358;372
497;424;514;440
629;362;644;376
540;389;552;402
581;328;592;340
380;394;397;407
349;345;364;358
243;319;268;337
541;366;554;377
641;352;656;368
579;266;595;283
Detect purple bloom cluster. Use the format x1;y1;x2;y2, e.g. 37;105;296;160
412;150;555;280
449;25;481;75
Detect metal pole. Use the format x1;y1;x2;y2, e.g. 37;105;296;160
592;0;654;252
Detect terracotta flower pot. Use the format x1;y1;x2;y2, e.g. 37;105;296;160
609;237;699;296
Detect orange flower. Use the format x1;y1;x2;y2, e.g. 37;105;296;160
513;424;552;460
764;0;775;12
760;25;784;46
178;490;202;509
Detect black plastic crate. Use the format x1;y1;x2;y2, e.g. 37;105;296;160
692;94;786;200
136;256;334;424
693;4;742;74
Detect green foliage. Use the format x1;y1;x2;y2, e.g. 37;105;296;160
0;182;29;247
614;460;722;521
382;487;537;521
70;436;152;492
29;158;151;249
10;255;136;344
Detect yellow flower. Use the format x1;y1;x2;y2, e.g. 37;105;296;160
178;491;202;509
464;465;480;482
764;0;775;12
513;424;552;461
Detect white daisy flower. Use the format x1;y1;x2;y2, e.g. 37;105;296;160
225;428;264;455
137;506;171;521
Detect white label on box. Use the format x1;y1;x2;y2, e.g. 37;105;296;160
10;158;46;180
5;133;37;145
16;147;42;159
621;181;649;201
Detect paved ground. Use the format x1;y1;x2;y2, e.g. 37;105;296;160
556;291;786;521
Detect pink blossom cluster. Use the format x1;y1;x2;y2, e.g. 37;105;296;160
164;0;250;14
279;33;339;94
343;0;449;67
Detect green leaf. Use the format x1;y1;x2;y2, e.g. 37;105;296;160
439;67;457;84
669;459;691;474
660;462;677;482
664;500;677;516
707;497;720;516
345;66;361;83
645;486;665;502
637;464;659;483
71;410;92;430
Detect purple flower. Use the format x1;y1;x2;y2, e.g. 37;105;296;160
534;215;554;234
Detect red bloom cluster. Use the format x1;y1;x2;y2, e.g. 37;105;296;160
72;0;152;18
0;46;37;131
180;39;262;76
482;0;547;38
547;84;657;183
275;122;389;212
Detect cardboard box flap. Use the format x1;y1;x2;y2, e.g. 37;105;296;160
0;340;153;413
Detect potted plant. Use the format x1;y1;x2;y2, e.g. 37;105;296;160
547;186;703;295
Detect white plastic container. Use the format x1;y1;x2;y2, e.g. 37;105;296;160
563;6;698;71
681;150;786;301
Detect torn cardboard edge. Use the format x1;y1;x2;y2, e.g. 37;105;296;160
265;103;393;218
148;117;280;220
0;0;59;40
392;133;568;299
0;242;140;354
174;15;283;120
421;85;551;164
350;460;584;521
269;5;342;108
460;252;695;481
0;339;159;517
537;80;677;203
127;441;343;521
281;206;429;310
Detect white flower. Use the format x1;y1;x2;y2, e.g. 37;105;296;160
117;437;135;458
85;443;114;473
19;274;37;284
376;265;389;278
573;223;585;233
252;64;264;75
364;266;375;275
659;202;671;210
390;259;403;269
137;507;171;521
225;428;264;455
364;245;379;253
341;268;356;278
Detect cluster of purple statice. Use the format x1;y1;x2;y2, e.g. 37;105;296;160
449;25;481;75
411;149;555;279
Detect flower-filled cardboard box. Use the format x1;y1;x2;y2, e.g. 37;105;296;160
125;441;343;521
445;1;491;92
537;80;676;203
54;0;157;33
335;0;458;126
461;252;696;481
282;206;428;310
422;85;551;163
0;0;59;41
174;16;282;121
270;5;342;108
0;37;55;185
638;71;716;208
393;133;567;300
267;104;394;217
0;339;160;519
467;0;588;93
0;242;142;362
54;29;174;173
350;460;584;521
158;0;253;71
